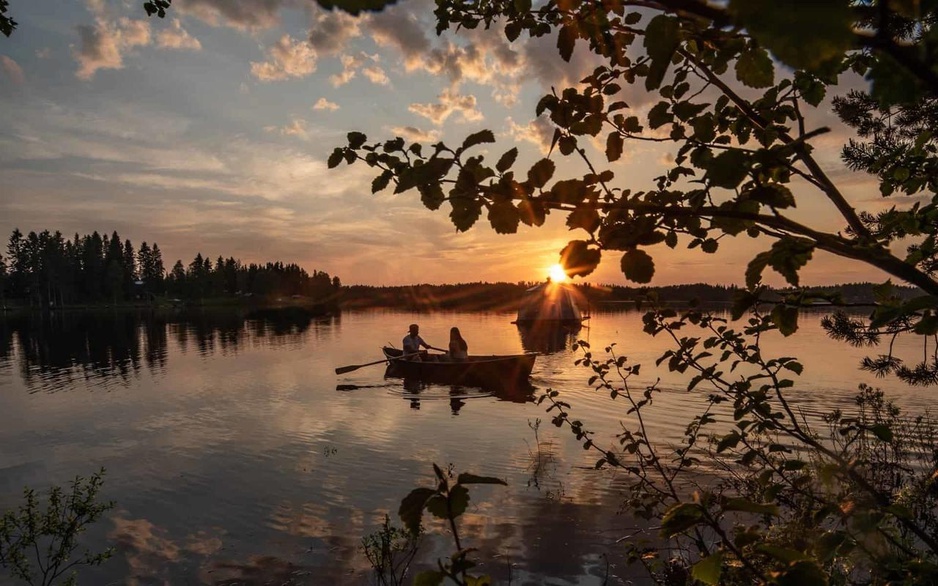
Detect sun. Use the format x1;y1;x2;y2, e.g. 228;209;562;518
548;264;568;282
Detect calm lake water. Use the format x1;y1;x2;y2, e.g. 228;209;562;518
0;308;928;585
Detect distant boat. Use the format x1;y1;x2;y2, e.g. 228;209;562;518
512;280;587;328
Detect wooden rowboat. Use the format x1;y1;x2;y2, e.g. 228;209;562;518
382;347;537;388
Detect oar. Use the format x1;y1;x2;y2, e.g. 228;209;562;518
335;352;416;375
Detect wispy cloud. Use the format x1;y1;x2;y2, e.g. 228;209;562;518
506;116;555;154
265;118;310;140
313;98;340;111
409;89;482;125
1;56;24;85
74;17;151;80
250;34;317;81
174;0;290;30
156;19;202;50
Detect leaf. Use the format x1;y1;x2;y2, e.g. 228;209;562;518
735;47;774;88
566;206;601;233
327;148;345;169
795;71;826;106
561;240;602;277
756;545;811;563
771;304;799;336
706;149;749;189
691;552;723;586
419;183;445;211
448;484;470;518
672;101;707;121
776;559;827;586
557;24;577;62
745;252;770;289
717;431;741;453
347;131;368;149
450;196;483;232
648;101;672;129
606;132;624;162
767;238;814;287
746;184;795;209
869;423;893;442
424;493;449;520
496;147;519;173
413;571;446;586
729;0;853;72
621;249;655;284
724;498;780;516
457;473;507;485
398;488;435;535
643;15;681;90
461;130;495;151
372;170;393;194
518;197;547;227
660;502;703;537
549;179;588;204
488;201;521;234
700;239;718;253
528;159;556;189
558;135;576;155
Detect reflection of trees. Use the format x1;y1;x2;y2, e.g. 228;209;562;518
0;310;315;392
9;312;144;389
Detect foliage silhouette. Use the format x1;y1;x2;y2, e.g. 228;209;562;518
0;469;114;586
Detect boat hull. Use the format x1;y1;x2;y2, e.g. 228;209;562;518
382;347;536;388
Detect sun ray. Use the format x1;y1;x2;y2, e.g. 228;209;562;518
548;264;567;282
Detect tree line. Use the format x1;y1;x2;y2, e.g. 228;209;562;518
0;228;341;307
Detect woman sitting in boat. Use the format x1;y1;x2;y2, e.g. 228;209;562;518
448;327;469;361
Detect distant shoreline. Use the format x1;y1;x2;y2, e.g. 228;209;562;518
0;280;921;317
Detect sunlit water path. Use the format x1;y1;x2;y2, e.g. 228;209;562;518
0;309;927;585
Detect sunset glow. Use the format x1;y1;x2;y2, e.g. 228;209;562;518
548;264;568;282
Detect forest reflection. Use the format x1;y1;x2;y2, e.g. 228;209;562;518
0;311;338;393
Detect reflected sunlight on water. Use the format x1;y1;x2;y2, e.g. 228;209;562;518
0;308;928;584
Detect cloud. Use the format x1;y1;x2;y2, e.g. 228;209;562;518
308;10;361;54
522;32;603;90
330;53;363;87
313;97;340;111
35;48;52;59
74;17;152;80
174;0;293;30
249;12;362;83
368;6;523;105
506;116;555;154
361;64;389;85
409;89;482;125
250;34;317;81
264;118;310;139
389;126;441;142
367;4;431;64
1;56;24;85
156;19;202;50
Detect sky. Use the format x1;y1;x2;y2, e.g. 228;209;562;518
0;0;896;287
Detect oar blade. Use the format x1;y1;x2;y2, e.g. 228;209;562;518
335;364;360;375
